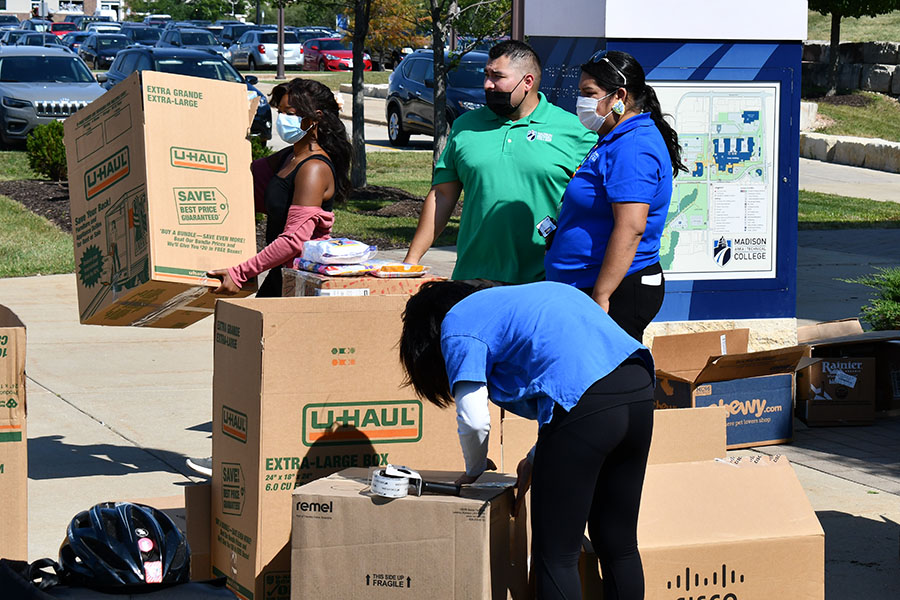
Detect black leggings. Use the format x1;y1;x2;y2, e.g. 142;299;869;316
580;262;665;343
531;362;654;600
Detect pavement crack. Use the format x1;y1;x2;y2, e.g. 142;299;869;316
27;375;197;481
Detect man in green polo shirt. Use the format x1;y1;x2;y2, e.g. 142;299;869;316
403;40;597;283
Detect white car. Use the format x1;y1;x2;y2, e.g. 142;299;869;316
228;29;303;70
85;22;122;34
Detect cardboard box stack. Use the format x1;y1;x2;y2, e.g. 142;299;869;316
282;268;443;297
798;319;900;415
653;329;814;448
63;71;258;327
291;469;529;600
210;295;520;599
0;306;27;559
581;407;825;600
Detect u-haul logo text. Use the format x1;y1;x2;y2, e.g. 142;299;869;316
301;400;422;447
666;564;745;600
84;147;130;199
222;406;248;443
170;147;228;173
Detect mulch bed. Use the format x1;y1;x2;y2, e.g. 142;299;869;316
809;94;874;108
0;181;446;251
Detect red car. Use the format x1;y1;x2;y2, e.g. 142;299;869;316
50;22;77;37
302;37;371;71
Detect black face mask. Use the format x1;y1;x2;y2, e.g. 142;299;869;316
485;75;527;117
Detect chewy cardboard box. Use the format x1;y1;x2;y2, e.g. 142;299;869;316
654;330;813;449
0;306;27;560
211;295;510;600
64;70;258;327
282;268;444;297
799;326;900;413
291;469;529;600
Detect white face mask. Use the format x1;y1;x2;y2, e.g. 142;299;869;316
576;91;615;132
276;113;312;144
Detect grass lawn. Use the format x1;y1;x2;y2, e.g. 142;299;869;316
0;196;75;278
798;190;900;229
807;9;900;42
811;92;900;142
259;71;392;90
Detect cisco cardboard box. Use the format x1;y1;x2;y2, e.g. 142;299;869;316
63;70;258;327
211;296;509;600
653;330;813;449
0;306;27;560
797;354;875;426
291;469;528;600
282;268;443;297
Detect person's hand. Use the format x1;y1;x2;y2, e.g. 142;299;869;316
591;292;610;313
207;269;241;295
454;458;497;486
512;456;532;518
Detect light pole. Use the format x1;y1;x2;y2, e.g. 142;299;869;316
276;5;285;80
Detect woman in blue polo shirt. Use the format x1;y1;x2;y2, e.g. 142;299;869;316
400;280;655;600
545;50;689;342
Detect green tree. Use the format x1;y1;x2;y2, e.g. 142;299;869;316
808;0;900;96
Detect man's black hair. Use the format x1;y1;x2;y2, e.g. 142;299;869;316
488;39;542;73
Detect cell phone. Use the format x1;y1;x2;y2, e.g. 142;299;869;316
536;216;557;239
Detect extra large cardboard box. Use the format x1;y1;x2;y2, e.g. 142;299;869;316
291;469;529;599
653;330;813;448
211;296;507;600
0;306;26;559
281;268;443;297
64;71;258;327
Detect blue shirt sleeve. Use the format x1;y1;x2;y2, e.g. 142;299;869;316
441;334;490;390
603;131;664;204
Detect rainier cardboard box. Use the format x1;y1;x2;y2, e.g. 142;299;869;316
64;70;258;327
291;469;529;600
0;306;27;560
281;268;443;297
799;327;900;413
653;330;813;449
797;353;875;426
211;295;508;600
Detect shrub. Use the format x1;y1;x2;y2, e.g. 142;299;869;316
843;267;900;330
26;121;68;181
250;136;273;161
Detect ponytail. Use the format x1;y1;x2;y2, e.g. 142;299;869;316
635;84;688;178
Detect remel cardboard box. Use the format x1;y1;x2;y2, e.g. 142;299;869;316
211;296;509;600
797;318;864;344
291;469;529;600
799;328;900;413
797;354;875;426
654;330;813;448
0;306;27;560
63;70;258;327
282;268;443;297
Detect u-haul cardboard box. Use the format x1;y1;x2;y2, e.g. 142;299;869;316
211;296;509;600
64;71;258;327
0;306;27;560
654;330;814;448
291;469;529;600
282;268;444;297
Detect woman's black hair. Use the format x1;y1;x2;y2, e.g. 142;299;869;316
582;50;688;178
271;78;352;203
399;279;498;408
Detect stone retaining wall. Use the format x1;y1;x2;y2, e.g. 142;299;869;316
803;41;900;94
800;132;900;174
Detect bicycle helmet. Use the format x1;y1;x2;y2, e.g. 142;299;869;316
58;502;190;587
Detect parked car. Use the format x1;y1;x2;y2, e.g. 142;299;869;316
61;31;91;52
49;22;77;37
85;22;122;34
302;37;370;71
21;19;51;32
220;23;262;47
119;25;161;47
157;27;227;58
0;15;20;31
0;30;30;46
79;33;128;69
99;47;271;142
15;33;69;50
385;49;487;145
0;46;105;146
185;20;212;28
71;15;112;31
142;14;172;26
228;29;303;70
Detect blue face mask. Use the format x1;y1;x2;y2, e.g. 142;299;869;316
276;113;312;144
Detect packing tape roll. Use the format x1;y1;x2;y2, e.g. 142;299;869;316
370;466;418;498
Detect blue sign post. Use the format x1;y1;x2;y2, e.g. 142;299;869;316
525;1;808;329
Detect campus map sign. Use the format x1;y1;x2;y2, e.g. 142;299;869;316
655;82;780;281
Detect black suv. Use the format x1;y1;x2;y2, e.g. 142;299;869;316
385;50;487;146
99;47;271;142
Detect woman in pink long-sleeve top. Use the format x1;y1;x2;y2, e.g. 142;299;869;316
208;78;351;297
